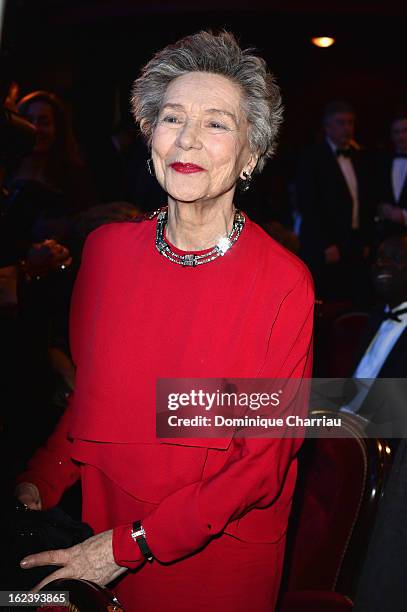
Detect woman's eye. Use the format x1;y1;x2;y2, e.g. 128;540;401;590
162;115;181;124
208;121;227;130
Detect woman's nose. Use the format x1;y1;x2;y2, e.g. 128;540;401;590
175;120;202;150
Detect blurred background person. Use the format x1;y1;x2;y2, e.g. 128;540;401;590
14;90;97;213
3;80;20;112
0;90;98;473
340;234;407;439
374;111;407;242
109;119;166;210
296;100;374;304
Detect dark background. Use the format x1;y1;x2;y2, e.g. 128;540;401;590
2;0;407;155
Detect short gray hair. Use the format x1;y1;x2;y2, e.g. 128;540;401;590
131;30;283;173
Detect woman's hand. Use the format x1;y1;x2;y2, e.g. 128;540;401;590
15;482;42;510
20;530;127;591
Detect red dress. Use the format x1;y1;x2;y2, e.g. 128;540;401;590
18;214;314;611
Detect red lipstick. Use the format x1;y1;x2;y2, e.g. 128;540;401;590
170;162;205;173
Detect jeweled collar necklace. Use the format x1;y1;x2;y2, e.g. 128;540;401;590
153;207;246;267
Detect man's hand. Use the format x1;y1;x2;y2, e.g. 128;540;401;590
324;244;341;264
378;203;406;225
20;530;128;591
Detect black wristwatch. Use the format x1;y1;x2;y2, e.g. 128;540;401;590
131;520;154;562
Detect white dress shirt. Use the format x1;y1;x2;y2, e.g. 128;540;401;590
392;157;407;203
327;138;359;229
341;301;407;414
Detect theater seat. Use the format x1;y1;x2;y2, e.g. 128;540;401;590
313;301;369;377
278;409;391;612
329;311;369;377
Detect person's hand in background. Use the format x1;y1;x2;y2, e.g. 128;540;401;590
378;203;406;225
15;482;42;510
21;239;72;279
324;244;341;264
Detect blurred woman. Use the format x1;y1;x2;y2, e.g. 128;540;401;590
1;92;96;467
15;90;96;213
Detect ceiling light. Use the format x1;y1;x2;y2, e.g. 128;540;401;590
311;37;335;48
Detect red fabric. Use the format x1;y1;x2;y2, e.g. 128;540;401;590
19;215;314;611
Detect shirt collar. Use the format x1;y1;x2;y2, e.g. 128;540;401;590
326;137;353;157
326;137;338;154
385;301;407;316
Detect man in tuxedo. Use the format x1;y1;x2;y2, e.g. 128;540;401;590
374;112;407;241
351;235;407;612
338;236;407;612
296;100;373;301
341;234;407;435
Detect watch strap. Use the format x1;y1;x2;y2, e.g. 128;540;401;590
131;520;154;562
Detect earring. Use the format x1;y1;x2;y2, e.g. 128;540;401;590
238;171;252;193
146;158;155;177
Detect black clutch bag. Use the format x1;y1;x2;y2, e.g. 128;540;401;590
0;498;93;591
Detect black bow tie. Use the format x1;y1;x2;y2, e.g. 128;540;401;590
393;153;407;160
381;307;407;322
336;148;352;158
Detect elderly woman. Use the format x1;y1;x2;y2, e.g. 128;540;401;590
16;31;314;611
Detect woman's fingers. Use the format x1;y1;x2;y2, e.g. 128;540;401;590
21;547;68;570
105;565;126;586
21;531;127;591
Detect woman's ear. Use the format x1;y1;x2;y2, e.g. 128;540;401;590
139;118;150;136
239;154;259;179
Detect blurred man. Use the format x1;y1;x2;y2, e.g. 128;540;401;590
297;100;373;302
374;112;407;240
341;234;407;434
352;237;407;611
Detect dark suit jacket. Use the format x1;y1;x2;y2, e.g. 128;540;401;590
349;307;407;432
375;151;407;209
296;140;373;266
352;317;407;612
351;308;407;376
373;151;407;241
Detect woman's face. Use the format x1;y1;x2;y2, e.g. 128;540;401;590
24;101;57;153
151;72;255;204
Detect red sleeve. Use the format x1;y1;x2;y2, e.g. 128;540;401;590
113;269;314;567
15;395;80;509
